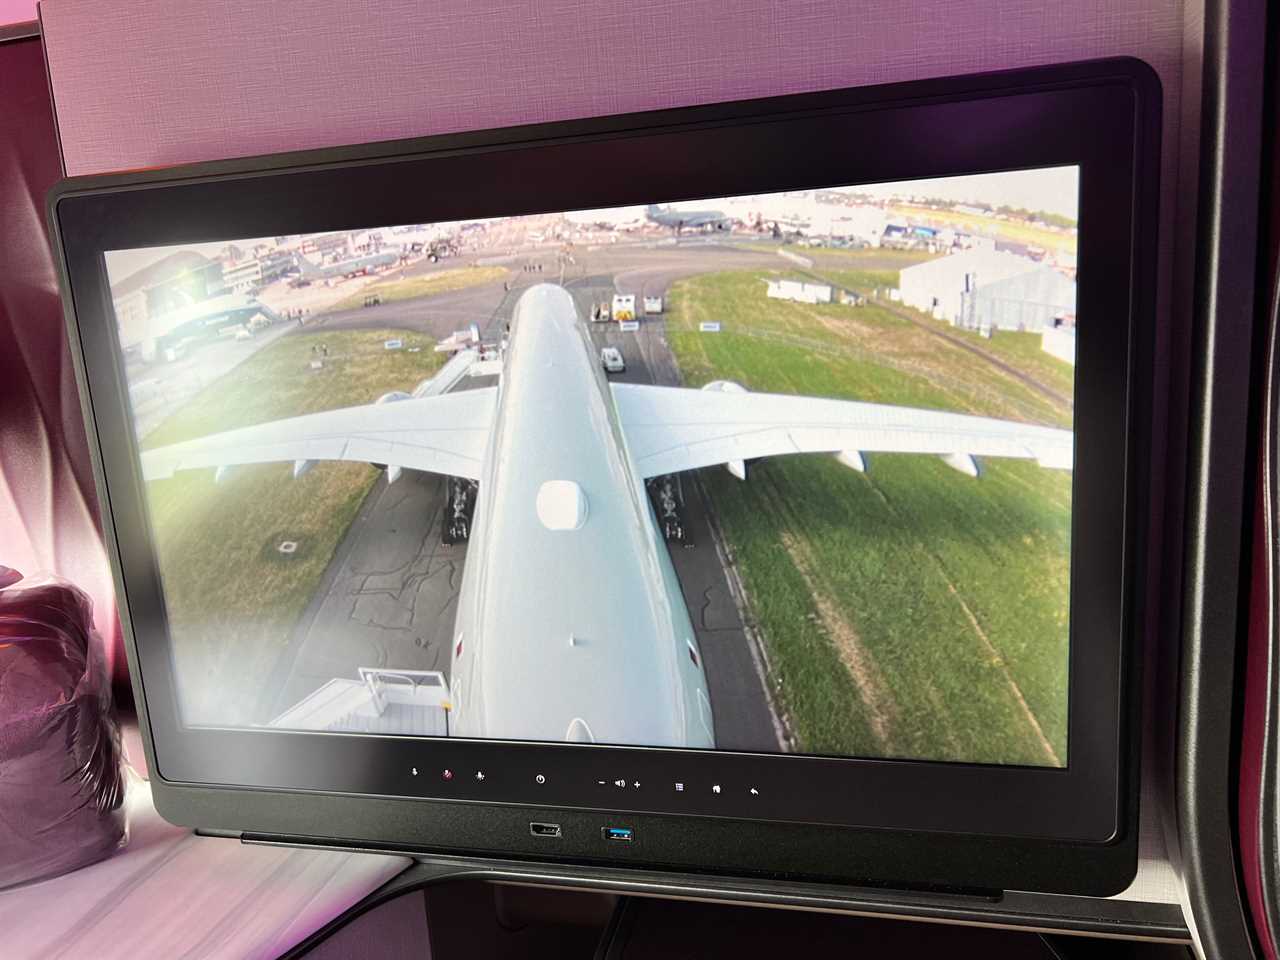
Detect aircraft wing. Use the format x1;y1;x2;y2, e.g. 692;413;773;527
141;387;497;483
611;382;1072;479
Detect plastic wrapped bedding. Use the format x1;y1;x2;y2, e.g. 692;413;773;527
0;567;126;889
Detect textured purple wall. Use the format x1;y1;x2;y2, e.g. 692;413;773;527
40;0;1185;177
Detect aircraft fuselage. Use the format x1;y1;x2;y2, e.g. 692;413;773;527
447;285;716;749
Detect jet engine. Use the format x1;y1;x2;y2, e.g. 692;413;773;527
369;391;413;471
701;380;750;479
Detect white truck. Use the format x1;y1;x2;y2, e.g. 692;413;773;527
643;296;663;315
611;294;637;323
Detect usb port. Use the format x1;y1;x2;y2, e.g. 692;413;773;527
602;826;634;842
529;822;562;838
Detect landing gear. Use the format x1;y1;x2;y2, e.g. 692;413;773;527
647;474;692;547
443;477;478;545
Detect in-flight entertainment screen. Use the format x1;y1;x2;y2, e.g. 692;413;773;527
105;167;1078;769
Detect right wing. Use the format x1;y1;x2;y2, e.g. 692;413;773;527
612;382;1072;479
141;387;497;482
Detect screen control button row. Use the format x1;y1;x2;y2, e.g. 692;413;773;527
592;777;761;796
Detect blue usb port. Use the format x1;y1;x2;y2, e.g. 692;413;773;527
602;826;634;842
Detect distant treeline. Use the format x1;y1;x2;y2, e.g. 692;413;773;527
906;197;1078;231
990;205;1077;230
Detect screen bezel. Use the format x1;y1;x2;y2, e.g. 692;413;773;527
49;58;1159;894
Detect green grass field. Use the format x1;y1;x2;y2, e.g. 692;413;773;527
796;246;936;273
665;271;1071;766
141;329;444;725
811;266;1077;412
733;241;935;274
326;266;508;312
921;320;1075;406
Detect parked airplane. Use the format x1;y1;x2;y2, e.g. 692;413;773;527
645;203;733;233
141;284;1072;749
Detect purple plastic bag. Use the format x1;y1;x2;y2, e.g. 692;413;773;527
0;567;126;888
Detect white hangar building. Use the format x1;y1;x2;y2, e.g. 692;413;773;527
899;248;1076;333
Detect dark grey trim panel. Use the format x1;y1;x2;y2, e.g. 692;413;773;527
266;849;1190;957
1177;0;1269;957
0;20;38;43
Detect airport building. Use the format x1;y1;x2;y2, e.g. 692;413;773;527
221;258;263;293
221;249;295;293
110;249;283;362
299;232;356;258
899;247;1076;334
110;250;226;353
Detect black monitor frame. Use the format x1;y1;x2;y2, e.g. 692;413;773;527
49;57;1160;896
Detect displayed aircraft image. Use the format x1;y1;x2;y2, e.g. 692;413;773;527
645;203;733;233
140;283;1073;750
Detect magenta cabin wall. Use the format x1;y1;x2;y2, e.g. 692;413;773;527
0;0;35;26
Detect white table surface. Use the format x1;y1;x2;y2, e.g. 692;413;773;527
1;773;412;960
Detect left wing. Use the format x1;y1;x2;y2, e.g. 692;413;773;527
141;387;497;483
611;382;1072;479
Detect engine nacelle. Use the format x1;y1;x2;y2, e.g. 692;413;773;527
701;380;747;395
836;450;867;473
701;381;748;479
369;392;413;471
940;452;980;477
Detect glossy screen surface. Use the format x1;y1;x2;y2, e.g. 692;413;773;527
105;167;1078;768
